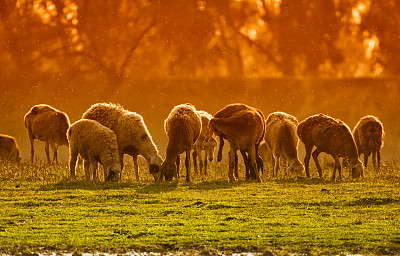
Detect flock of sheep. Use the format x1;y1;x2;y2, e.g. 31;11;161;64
0;102;385;182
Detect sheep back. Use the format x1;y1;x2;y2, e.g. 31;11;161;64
0;134;21;162
353;115;384;154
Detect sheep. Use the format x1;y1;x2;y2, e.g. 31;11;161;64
82;103;163;181
297;113;363;181
264;112;304;178
353;115;384;170
0;134;21;163
212;103;265;180
67;119;121;182
161;104;202;182
192;111;217;176
24;104;70;164
209;105;264;182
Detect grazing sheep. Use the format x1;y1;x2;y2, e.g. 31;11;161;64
209;105;264;182
213;103;265;180
353;115;384;170
265;112;304;178
161;104;202;182
0;134;21;163
297;113;363;180
24;104;70;163
67;119;121;182
82;103;163;181
192;111;217;176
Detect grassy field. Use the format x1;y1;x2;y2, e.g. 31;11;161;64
0;162;400;255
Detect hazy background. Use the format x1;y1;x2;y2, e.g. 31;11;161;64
0;0;399;163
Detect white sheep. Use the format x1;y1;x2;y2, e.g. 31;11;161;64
82;103;163;181
209;104;264;182
67;119;121;182
192;111;217;176
0;134;21;163
353;115;384;170
297;113;363;180
161;104;202;182
264;112;304;178
24;104;70;163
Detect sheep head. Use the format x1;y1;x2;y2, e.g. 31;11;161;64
105;163;121;182
204;138;217;162
161;161;176;181
150;155;163;181
350;159;364;179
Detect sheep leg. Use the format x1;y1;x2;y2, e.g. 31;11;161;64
68;149;78;181
176;155;180;180
331;156;341;181
377;150;381;170
51;143;58;164
89;159;99;181
270;153;275;178
185;150;191;182
304;144;313;178
363;153;369;169
45;142;51;164
249;146;261;182
312;148;323;178
372;151;377;170
84;159;91;180
192;150;198;175
203;150;208;176
228;147;236;183
240;150;249;180
29;134;35;163
235;152;239;179
273;155;280;178
118;150;124;181
217;136;224;162
133;155;139;181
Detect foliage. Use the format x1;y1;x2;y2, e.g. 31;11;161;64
0;162;400;255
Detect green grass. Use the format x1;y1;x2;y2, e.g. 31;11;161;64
1;162;400;255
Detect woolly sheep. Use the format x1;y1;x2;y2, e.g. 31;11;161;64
209;104;264;182
297;113;363;180
353;115;384;170
264;112;304;177
67;119;121;182
0;134;21;163
212;103;265;180
24;104;70;163
82;103;163;181
161;104;202;181
192;111;217;176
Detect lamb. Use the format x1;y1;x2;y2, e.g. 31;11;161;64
209;104;264;182
353;115;384;170
67;119;121;182
192;111;217;176
24;104;70;163
212;103;265;180
161;104;202;182
297;113;363;181
264;112;304;178
0;134;21;163
82;103;163;181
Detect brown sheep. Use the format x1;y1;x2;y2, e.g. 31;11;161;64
265;112;304;177
297;113;363;181
353;115;384;170
192;111;217;176
0;134;21;163
161;104;202;182
24;104;70;163
209;105;264;182
213;103;265;180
